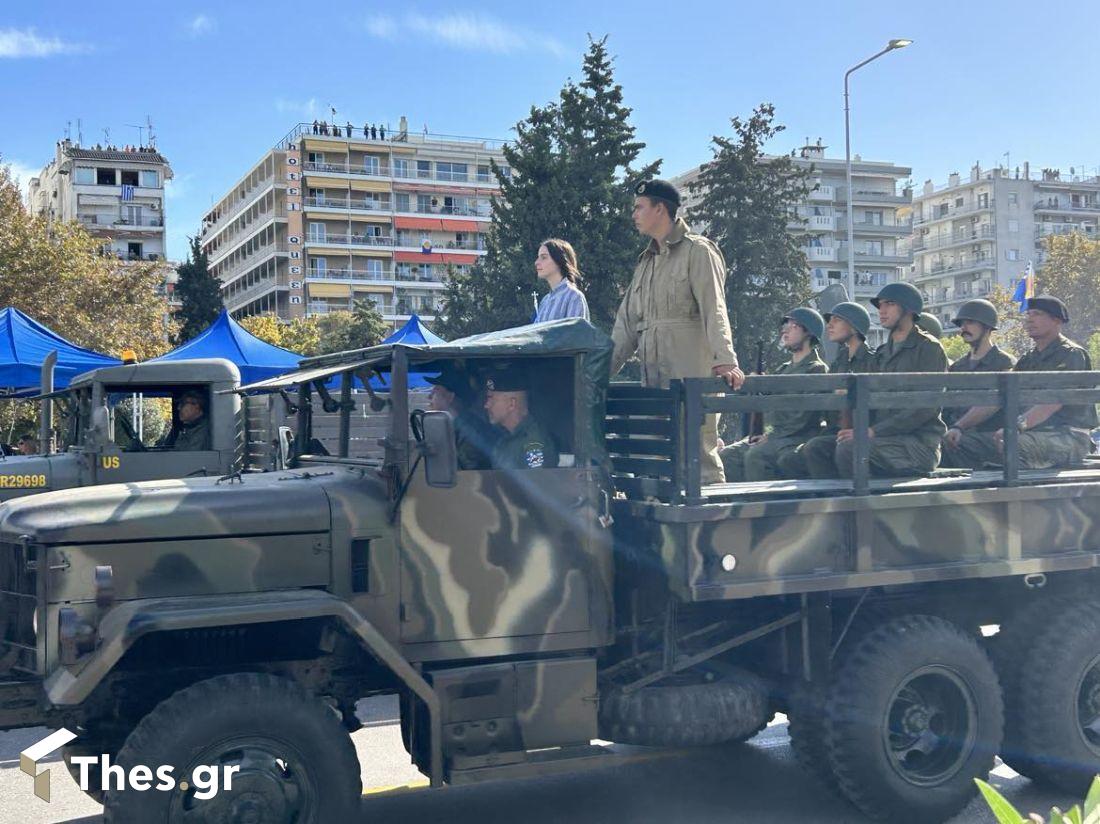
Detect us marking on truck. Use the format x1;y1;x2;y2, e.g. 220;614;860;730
100;456;120;469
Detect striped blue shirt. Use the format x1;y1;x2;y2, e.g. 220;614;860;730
535;279;589;323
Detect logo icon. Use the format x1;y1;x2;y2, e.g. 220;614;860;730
20;728;77;802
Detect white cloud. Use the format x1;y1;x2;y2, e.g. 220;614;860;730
365;12;566;57
275;97;319;118
188;14;216;37
0;27;87;58
2;159;42;201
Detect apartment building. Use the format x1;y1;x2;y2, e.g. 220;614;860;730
201;117;506;328
674;140;912;346
28;139;172;262
907;162;1100;327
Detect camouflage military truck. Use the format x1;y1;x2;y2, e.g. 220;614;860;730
0;358;244;498
3;319;1100;823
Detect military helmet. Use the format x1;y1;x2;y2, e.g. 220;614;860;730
916;312;943;339
952;298;999;330
823;302;871;337
781;307;825;341
871;281;923;315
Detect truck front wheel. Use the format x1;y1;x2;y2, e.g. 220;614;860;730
825;615;1003;823
102;672;361;823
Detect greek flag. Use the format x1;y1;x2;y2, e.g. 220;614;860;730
121;184;134;202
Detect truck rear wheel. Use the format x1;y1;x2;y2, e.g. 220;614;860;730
102;672;361;823
825;615;1003;823
599;669;769;747
1015;602;1100;795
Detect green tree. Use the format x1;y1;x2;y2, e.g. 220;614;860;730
238;314;285;347
281;317;323;356
174;236;223;343
439;36;658;337
1035;232;1100;337
685;104;813;370
988;285;1032;359
315;300;390;354
941;334;970;362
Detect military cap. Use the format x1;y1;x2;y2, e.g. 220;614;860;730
782;307;825;341
916;312;944;339
1027;294;1070;322
425;365;472;401
484;366;528;393
952;298;998;330
871;281;924;315
634;179;681;207
823;302;872;337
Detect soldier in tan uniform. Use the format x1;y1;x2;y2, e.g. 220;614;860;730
611;179;743;484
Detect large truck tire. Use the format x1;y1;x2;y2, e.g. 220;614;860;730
989;595;1065;781
1014;602;1100;795
102;672;361;823
63;732;126;805
599;670;769;747
825;615;1003;823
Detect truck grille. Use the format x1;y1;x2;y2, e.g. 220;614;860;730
0;541;39;676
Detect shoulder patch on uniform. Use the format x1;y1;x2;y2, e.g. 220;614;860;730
524;442;545;468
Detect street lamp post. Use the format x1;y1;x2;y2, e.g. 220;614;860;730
844;38;912;300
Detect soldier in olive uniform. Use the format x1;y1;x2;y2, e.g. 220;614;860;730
721;308;828;481
916;312;944;339
483;367;559;470
164;390;211;451
795;302;877;478
805;283;947;478
611;179;743;485
986;296;1096;468
426;365;498;470
940;299;1016;469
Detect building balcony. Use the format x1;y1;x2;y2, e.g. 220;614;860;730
802;245;838;262
836;187;909;205
849;251;910;265
803;214;836;231
79;214;165;230
302;160;391;179
913;201;993;226
844;220;912;236
306;266;394;281
302;160;500;189
923;257;996;279
304;196;392;214
913;224;996;252
1034;200;1100;214
1035;223;1098;240
808;185;835;201
305;233;394;249
308;301;396;316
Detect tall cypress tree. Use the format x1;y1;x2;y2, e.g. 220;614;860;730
174;236;223;343
438;36;657;338
686;105;813;370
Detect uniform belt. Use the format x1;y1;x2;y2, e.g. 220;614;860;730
636;319;699;332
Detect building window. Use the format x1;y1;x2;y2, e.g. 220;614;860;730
1006;249;1020;261
308;222;325;242
393;158;409;178
140;170;159;188
366;259;383;278
74;167;94;184
97;167;117;186
127;242;143;260
395;193;410;212
363;156;380;174
977;193;989;208
1008;219;1019;233
865;240;884;256
954;197;964;208
436;162;468;182
313;258;327;275
416;160;431;179
864;210;883;225
477;164;492;183
1008;192;1018;206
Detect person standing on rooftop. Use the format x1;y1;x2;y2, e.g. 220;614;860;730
533;238;589;323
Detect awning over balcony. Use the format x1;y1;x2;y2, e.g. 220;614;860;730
440;218;479;232
394;216;444;231
307;283;352;299
394;251;478;265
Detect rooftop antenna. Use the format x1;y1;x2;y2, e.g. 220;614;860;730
77;118;83;147
102;127;110;146
126;122;146;146
65;121;71;141
146;115;155;148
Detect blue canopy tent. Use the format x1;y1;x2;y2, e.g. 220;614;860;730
0;307;121;396
374;314;445;389
149;309;301;384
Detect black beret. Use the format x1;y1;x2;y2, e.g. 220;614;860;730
1027;295;1069;322
484;366;528;393
634;179;681;207
425;366;472;401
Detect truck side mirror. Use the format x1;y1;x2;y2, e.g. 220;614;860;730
276;426;294;470
421;411;457;488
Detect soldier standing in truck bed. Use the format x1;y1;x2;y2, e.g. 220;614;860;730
611;179;743;484
720;308;828;481
940;299;1016;468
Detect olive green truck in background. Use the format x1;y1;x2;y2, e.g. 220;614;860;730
2;319;1100;823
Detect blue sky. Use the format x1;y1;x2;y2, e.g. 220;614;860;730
3;0;1098;262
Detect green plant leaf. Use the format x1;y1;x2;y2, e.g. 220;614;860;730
977;779;1026;823
1084;776;1100;823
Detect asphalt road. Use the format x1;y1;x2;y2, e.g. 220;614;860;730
0;698;1078;824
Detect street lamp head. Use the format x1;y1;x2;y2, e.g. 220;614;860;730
888;38;913;50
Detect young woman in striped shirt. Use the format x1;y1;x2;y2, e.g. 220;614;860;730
534;238;589;323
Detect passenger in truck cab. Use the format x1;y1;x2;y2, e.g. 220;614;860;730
426;364;498;470
483;366;559;470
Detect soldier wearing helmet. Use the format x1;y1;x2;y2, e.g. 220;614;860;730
806;282;947;478
990;295;1096;468
940;299;1017;469
720;307;828;482
916;312;944;339
794;301;877;478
